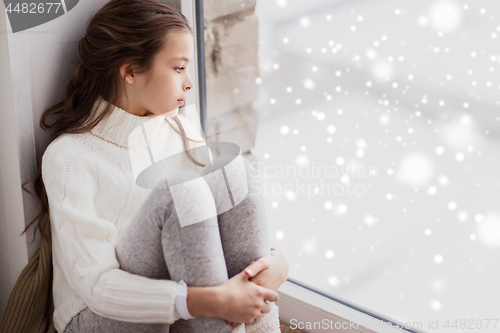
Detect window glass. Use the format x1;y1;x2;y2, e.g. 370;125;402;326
251;1;500;332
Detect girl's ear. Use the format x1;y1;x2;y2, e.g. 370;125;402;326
120;63;135;84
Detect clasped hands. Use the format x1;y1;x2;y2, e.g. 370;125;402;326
225;249;289;327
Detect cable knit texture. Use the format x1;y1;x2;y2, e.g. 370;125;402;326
42;97;207;333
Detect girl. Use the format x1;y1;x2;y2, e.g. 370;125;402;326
22;0;288;332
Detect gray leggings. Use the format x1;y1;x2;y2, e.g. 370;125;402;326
63;155;277;333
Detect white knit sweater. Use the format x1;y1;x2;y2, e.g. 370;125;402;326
42;98;208;332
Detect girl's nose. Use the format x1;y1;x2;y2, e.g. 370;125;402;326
184;76;194;91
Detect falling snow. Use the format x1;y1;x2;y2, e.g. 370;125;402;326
252;0;500;331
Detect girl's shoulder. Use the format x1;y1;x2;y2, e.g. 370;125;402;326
41;133;103;201
42;133;104;178
43;133;90;161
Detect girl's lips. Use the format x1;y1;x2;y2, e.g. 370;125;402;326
177;99;184;105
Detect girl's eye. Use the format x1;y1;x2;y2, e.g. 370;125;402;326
175;66;185;73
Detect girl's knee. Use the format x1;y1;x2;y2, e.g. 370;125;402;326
199;155;229;176
151;169;199;189
150;169;215;210
200;154;256;179
155;170;218;227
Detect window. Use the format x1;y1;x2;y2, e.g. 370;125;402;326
248;1;500;332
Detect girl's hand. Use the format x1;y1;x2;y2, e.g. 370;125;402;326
244;249;289;291
214;269;279;324
225;250;289;327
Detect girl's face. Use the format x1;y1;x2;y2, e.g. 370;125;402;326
119;31;195;117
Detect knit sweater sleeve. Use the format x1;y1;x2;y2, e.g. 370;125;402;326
42;145;178;324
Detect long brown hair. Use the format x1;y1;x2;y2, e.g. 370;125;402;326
21;0;218;244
